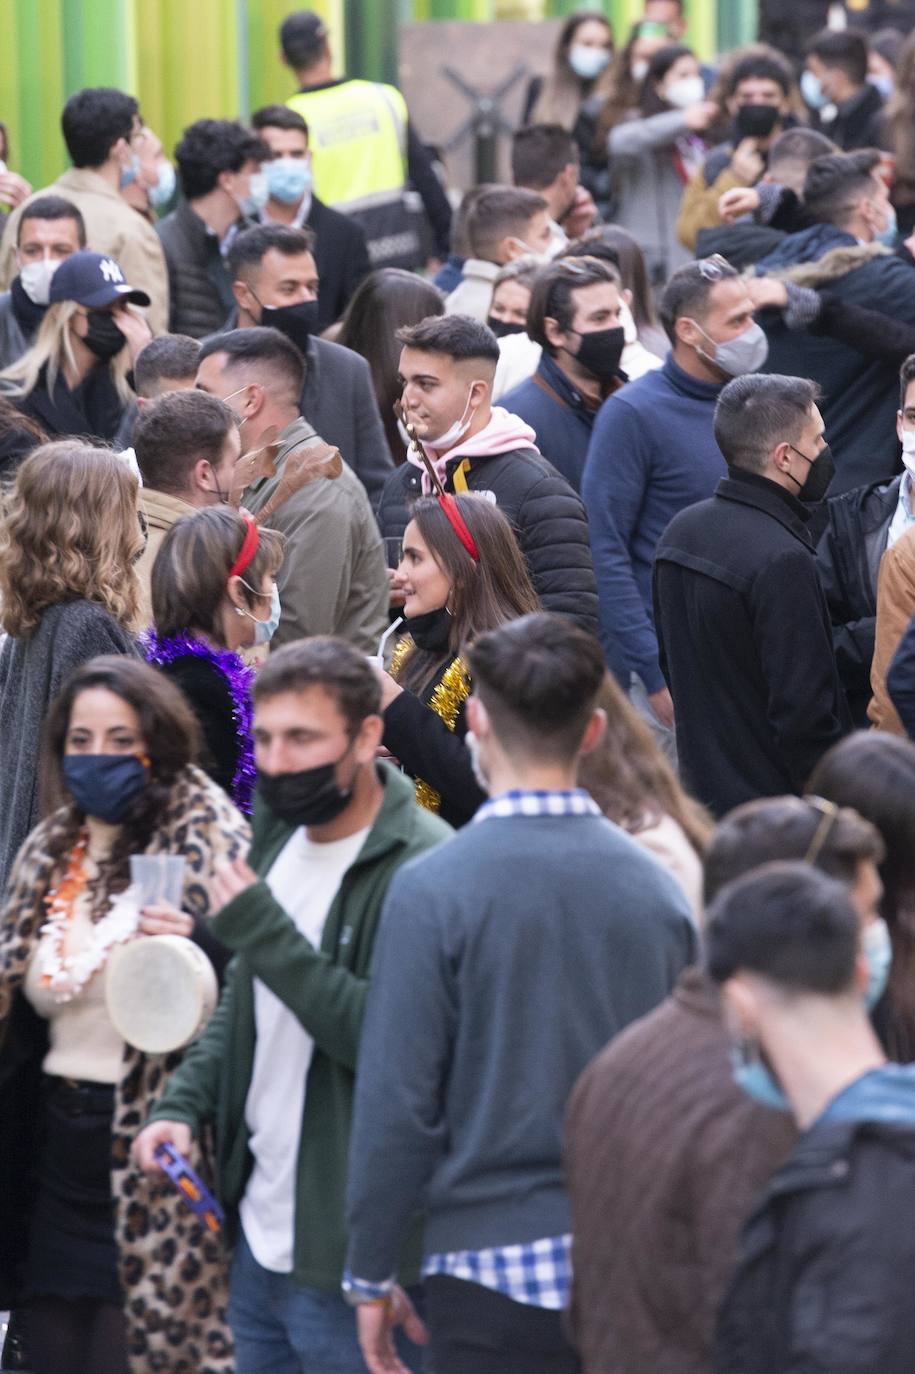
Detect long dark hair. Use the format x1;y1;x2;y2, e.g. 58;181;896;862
529;10;615;130
397;494;540;696
335;269;445;465
578;673;712;855
567;223;659;331
809;731;915;1061
886;31;915;204
40;656;202;917
596;37;695;144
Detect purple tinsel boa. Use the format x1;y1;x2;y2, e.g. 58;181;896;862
140;630;256;815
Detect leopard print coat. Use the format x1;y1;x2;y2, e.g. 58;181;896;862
0;765;250;1373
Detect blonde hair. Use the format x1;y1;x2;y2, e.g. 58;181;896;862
0;440;143;637
0;299;139;405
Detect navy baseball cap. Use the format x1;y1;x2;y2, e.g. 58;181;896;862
49;250;151;308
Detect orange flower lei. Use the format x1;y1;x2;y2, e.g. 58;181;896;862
37;831;138;1003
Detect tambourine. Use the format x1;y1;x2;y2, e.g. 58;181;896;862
105;935;218;1054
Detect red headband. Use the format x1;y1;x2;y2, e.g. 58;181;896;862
439;494;480;562
228;511;260;580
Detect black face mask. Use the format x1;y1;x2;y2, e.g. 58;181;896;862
572;325;626;382
84;310;127;361
486;317;526;339
405;605;453;655
257;749;354;828
788;442;835;503
735;103;780;140
260;299;320;352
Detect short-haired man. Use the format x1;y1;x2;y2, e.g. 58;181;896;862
0;88;168;333
501;256;627;492
446;186;552;321
565;793;888;1374
251;104;370;329
678;50;795;252
581;257;762;739
654;372;850;816
197;326;388;651
281;9;452;270
134;636;451;1374
111;332;201;450
0;196;86;369
343;613;695;1374
805;27;886;150
227;223;393;505
708;862;915;1374
756;150;915;491
132;388;241;625
157;118;269;338
510;124;597;245
377;313;599;633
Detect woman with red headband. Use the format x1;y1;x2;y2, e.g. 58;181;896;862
141;508;285;815
376;493;540;827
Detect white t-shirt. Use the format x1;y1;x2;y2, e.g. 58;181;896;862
239;823;369;1273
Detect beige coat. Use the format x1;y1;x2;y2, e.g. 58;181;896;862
136;487;196;629
243;414;389;653
0;167;169;336
869;526;915;734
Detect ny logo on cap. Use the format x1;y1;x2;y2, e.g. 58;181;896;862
100;258;125;284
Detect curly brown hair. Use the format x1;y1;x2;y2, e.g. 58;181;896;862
0;440;143;637
40;656;202;918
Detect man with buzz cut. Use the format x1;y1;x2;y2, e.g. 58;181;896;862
344;612;694;1374
134;636;451;1374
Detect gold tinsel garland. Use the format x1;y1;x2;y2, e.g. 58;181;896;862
390;637;471;813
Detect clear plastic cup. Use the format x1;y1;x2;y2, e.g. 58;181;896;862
130;854;186;908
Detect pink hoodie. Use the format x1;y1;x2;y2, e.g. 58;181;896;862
406;407;540;495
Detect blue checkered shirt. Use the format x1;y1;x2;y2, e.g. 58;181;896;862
344;791;593;1311
474;787;602;823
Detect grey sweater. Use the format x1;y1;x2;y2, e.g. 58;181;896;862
0;599;138;894
345;812;696;1281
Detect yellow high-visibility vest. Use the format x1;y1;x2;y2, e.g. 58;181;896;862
286;79;409;214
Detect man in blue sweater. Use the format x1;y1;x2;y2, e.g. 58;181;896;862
501;256;627;493
581;256;765;741
342;613;696;1374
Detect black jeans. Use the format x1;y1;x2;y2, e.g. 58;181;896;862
423;1275;580;1374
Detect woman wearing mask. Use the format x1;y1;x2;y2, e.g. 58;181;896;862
600;44;719;282
0;250;152;443
333;268;444;465
143;507;284;814
0;655;249;1374
0;442;143;894
377;492;539;827
578;672;712;923
810;731;915;1063
523;11;616;212
488;256;543;398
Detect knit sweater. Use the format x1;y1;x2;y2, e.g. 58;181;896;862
345;812;696;1281
581;355;726;692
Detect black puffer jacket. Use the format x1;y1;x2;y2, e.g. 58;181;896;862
716;1117;915;1374
376;446;599;635
816;476;901;726
156;200;248;339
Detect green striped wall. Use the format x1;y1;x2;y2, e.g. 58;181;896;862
0;0;758;189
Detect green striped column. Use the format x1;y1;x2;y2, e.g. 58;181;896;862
716;0;757;54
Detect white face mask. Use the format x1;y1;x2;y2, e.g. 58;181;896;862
19;257;60;305
665;74;705;109
426;385;478;451
631;58;650;84
901;426;915;478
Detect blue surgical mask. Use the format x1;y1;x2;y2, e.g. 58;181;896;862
119;153;141;190
801;70;828;111
730;1041;791;1112
876;203;898;249
266;157;313;206
568;44;611;81
237;171;269;218
63;753;149;824
863;917;893;1010
256;583;282;645
149;160;177;209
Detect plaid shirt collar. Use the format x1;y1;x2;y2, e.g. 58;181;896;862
474;788;602;823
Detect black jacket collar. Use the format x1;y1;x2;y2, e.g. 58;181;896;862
716;469;814;546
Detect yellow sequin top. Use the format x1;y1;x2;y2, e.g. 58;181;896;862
390;636;471;814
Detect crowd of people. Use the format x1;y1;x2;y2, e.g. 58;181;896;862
4;1;915;1371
